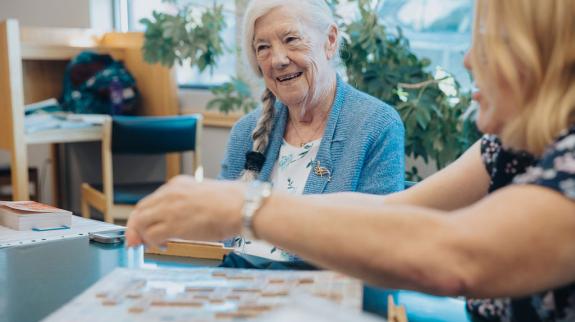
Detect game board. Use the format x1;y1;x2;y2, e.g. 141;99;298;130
43;267;363;321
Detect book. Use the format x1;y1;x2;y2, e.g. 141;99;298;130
0;201;72;231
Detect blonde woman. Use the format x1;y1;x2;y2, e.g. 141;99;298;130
128;0;575;320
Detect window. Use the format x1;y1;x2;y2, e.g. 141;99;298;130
122;0;237;87
121;0;473;88
380;0;474;89
337;0;474;89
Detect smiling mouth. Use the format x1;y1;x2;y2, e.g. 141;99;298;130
276;72;303;82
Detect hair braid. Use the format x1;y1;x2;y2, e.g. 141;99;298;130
239;88;276;182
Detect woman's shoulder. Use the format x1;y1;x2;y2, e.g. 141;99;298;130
514;125;575;200
341;83;402;125
233;107;262;129
228;107;264;139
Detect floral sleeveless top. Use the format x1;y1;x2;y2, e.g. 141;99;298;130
467;126;575;322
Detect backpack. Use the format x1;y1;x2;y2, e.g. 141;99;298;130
61;51;139;115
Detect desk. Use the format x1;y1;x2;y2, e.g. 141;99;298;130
28;126;103;206
0;20;179;203
0;237;219;322
26;126;102;145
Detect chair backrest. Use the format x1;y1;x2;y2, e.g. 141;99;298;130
111;115;201;154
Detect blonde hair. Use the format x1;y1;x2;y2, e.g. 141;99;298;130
239;0;340;181
471;0;575;156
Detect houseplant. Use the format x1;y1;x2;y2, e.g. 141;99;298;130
140;0;481;179
339;0;480;178
140;1;227;72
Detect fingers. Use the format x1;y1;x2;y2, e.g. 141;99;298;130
127;178;191;247
139;222;169;249
125;226;143;247
126;176;242;248
126;211;169;249
128;205;165;244
126;192;167;247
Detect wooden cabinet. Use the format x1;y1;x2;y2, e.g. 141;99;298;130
0;19;179;202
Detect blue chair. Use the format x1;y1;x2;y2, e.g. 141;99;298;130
363;287;472;322
405;180;417;189
81;114;203;223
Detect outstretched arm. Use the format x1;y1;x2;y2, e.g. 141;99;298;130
127;173;575;298
253;184;575;298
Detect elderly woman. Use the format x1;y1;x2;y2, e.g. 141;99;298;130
218;0;404;259
127;0;575;320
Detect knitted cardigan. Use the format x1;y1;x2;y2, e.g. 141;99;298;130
219;75;405;195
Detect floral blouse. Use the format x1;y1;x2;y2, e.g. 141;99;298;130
240;139;321;261
467;125;575;322
270;139;321;195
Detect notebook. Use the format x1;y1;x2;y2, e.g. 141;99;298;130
0;201;72;231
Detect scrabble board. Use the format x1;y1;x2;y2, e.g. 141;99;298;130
43;267;363;321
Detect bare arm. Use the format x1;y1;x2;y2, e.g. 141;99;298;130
127;172;575;298
254;184;575;298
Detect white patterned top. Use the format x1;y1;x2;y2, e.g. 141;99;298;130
240;139;321;261
270;139;322;195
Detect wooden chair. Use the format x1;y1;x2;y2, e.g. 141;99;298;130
0;19;179;204
81;114;203;223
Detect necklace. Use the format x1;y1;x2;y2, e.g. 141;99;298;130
289;111;329;147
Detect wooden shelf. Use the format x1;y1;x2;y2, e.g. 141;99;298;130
0;19;180;201
181;109;241;128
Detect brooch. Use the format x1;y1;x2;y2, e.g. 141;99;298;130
313;161;331;182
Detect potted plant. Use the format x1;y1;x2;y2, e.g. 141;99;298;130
339;0;480;179
140;0;480;179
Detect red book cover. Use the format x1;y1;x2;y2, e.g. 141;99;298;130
0;201;72;230
0;201;70;213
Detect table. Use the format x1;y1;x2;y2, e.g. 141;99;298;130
0;236;218;322
1;237;472;322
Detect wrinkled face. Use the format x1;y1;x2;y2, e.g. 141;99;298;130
464;47;518;135
253;6;336;108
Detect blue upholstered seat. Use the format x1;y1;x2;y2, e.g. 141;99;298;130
92;182;163;205
81;114;203;223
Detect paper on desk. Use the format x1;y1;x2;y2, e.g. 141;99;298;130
24;113;105;134
0;215;124;248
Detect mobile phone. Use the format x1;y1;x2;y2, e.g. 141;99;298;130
89;230;125;244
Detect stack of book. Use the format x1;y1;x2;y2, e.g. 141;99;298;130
0;201;72;231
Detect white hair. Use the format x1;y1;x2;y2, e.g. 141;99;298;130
239;0;340;181
242;0;341;77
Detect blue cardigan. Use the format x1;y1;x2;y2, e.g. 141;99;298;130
219;76;405;195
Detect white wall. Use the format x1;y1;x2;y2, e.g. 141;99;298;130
0;0;92;28
179;89;231;179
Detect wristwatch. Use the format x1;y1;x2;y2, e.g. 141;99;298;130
241;180;272;240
